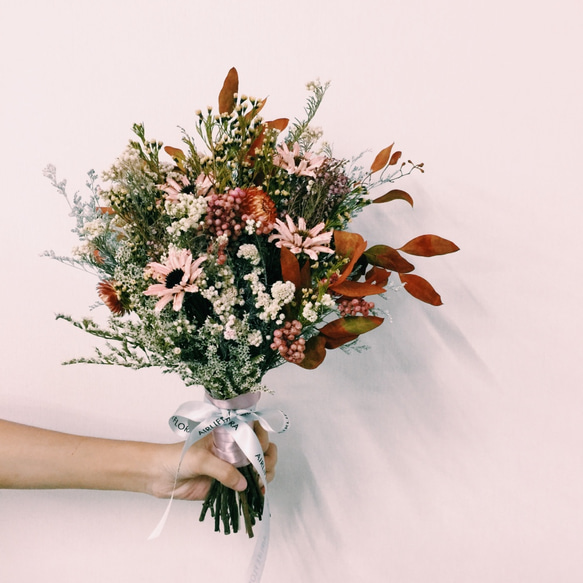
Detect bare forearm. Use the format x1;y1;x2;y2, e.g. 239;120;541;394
0;420;158;494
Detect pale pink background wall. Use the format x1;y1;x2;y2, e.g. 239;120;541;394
1;1;582;582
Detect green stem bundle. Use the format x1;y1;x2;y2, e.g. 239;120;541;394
199;464;264;537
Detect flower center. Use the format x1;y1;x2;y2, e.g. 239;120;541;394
165;268;185;288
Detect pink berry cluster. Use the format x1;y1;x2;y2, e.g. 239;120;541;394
270;320;306;364
205;188;246;239
337;297;375;317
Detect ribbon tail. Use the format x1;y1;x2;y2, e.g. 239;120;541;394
148;430;200;540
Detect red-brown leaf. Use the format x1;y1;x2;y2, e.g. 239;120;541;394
399;235;460;257
164;146;186;160
365;266;390;288
265;118;289;132
324;334;359;349
320;315;384;339
399;273;443;306
218;67;239;115
244;126;266;164
370;144;394;173
244;97;267;122
329;280;386;298
300;258;311;290
372;189;414;207
329;231;368;289
388;151;402;166
298;335;327;369
365;245;415;273
280;246;301;289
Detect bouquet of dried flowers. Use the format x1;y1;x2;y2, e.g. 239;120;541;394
45;68;458;537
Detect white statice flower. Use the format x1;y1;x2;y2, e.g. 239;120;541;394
247;330;263;347
223;314;238;340
319;293;335;308
82;218;107;238
165;193;207;236
202;318;224;337
101;145;142;182
245;219;259;235
244;270;295;321
271;280;296;306
302;301;318;323
71;241;95;259
237;244;260;265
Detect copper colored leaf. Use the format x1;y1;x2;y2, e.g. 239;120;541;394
300;258;311;290
329;231;368;290
399;235;460;257
329;280;386;298
320;315;384;339
164;146;186;160
280;246;301;289
370;144;394;173
244;97;267;122
245;126;266;163
399;273;443;306
265;118;289;132
365;266;390;288
324;334;358;349
298;335;327;369
334;230;366;259
372;189;414;207
365;245;415;273
218;67;239;115
388;151;402;166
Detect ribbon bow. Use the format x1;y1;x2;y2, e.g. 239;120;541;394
149;395;289;583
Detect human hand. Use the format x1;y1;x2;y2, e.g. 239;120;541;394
148;422;278;500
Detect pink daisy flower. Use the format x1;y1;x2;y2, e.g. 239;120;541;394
273;142;325;178
161;176;190;202
268;215;333;260
144;248;205;313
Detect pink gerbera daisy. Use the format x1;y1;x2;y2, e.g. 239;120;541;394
268;215;333;260
273;142;325;178
144;248;205;313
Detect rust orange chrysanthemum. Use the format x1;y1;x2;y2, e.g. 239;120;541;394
240;187;277;235
97;280;126;315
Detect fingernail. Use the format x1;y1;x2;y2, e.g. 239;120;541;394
235;476;247;491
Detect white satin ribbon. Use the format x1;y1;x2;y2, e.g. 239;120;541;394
149;396;289;583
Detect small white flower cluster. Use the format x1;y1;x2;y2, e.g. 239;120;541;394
164;193;207;236
301;293;335;323
237;244;261;265
101;146;142;183
81;218;107;238
244;268;295;323
244;219;261;235
72;241;95;259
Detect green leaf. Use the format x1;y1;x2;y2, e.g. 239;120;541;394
364;245;415;273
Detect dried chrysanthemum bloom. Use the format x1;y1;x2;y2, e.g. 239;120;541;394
240;187;277;234
97;280;126;315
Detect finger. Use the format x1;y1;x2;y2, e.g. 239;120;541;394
191;449;247;492
253;421;270;453
264;442;278;483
